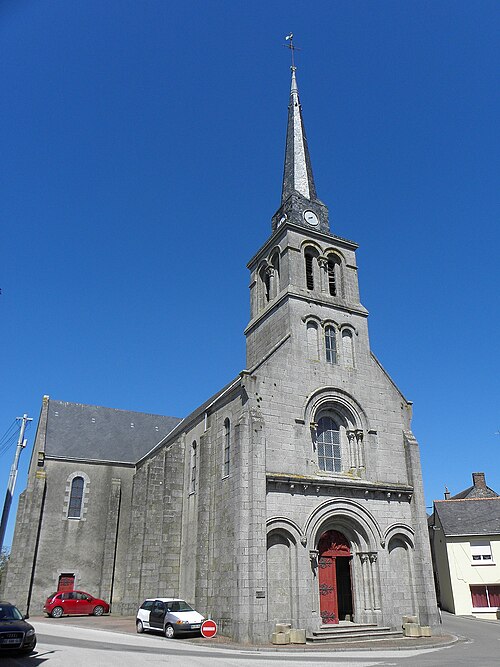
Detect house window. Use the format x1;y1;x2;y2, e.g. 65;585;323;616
471;584;500;609
190;441;197;494
307;321;319;360
305;251;315;290
316;416;341;472
470;541;493;564
68;476;84;519
325;326;337;364
223;418;230;477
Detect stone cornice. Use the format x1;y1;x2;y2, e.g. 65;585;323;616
267;472;414;500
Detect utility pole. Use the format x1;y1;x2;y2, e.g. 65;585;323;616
0;414;32;552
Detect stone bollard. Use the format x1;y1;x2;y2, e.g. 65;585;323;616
272;623;291;645
402;615;418;625
420;626;432;637
289;629;306;644
403;623;422;637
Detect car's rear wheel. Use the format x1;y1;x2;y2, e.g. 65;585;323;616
136;619;144;633
164;623;175;639
93;605;104;616
51;606;63;618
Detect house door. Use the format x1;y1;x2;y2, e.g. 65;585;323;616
318;530;352;625
58;573;75;592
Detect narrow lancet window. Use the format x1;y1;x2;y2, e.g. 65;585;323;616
325;326;337;364
223;418;230;477
190;441;197;494
307;321;319;360
342;329;354;367
68;476;84;519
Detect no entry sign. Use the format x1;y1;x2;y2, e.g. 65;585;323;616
201;619;217;638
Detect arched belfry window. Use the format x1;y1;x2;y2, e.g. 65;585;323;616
223;418;230;477
68;476;84;519
325;325;337;364
304;247;319;291
259;265;271;305
316;416;341;472
190;441;197;494
270;252;280;298
326;253;342;297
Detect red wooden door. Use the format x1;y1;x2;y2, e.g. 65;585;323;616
318;554;338;624
318;530;351;625
58;574;75;592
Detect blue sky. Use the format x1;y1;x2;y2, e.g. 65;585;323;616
1;1;499;548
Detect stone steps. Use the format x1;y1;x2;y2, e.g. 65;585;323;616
307;624;402;643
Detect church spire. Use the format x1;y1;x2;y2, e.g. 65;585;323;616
272;43;330;236
281;66;317;204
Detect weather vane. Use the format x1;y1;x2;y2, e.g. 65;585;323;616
284;33;301;70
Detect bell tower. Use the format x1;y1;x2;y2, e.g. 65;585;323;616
245;64;368;372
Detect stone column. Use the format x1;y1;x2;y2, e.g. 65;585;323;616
347;430;357;468
317;256;328;293
359;554;370;611
369;553;381;611
355;430;364;469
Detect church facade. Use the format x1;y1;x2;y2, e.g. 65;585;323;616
3;67;439;643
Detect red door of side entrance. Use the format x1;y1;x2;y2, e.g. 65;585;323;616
318;530;351;625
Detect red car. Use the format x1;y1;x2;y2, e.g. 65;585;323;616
44;591;109;618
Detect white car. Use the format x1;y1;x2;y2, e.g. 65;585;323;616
136;598;205;638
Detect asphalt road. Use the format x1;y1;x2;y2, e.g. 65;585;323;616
0;612;497;666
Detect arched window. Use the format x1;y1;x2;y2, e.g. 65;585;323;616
326;254;342;297
307;321;319;360
327;258;337;296
305;249;315;290
223;418;230;477
190;441;197;494
316;416;341;472
68;476;84;519
270;252;280;298
259;265;271;304
325;326;337;364
342;329;354;367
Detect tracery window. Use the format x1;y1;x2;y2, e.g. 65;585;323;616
316;416;341;472
325;326;337;364
223;418;230;477
68;476;84;519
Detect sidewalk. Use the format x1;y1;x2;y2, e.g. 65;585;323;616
30;614;461;652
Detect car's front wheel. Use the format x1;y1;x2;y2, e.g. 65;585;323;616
136;619;144;633
51;606;63;618
93;605;104;616
164;623;175;639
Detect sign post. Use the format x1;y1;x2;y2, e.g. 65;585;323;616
201;619;217;638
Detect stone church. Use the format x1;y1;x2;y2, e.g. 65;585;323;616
3;66;439;643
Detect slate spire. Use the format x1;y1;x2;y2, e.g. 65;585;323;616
272;61;330;235
281;67;317;203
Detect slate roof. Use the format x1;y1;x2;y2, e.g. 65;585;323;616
44;399;182;463
434;497;500;537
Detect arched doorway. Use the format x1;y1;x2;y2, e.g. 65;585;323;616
318;530;353;624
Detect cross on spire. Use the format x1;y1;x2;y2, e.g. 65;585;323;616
284;33;301;70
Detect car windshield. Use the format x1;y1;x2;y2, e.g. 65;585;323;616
168;601;193;612
47;592;58;600
0;606;23;621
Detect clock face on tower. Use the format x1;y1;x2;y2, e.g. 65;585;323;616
303;210;319;227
